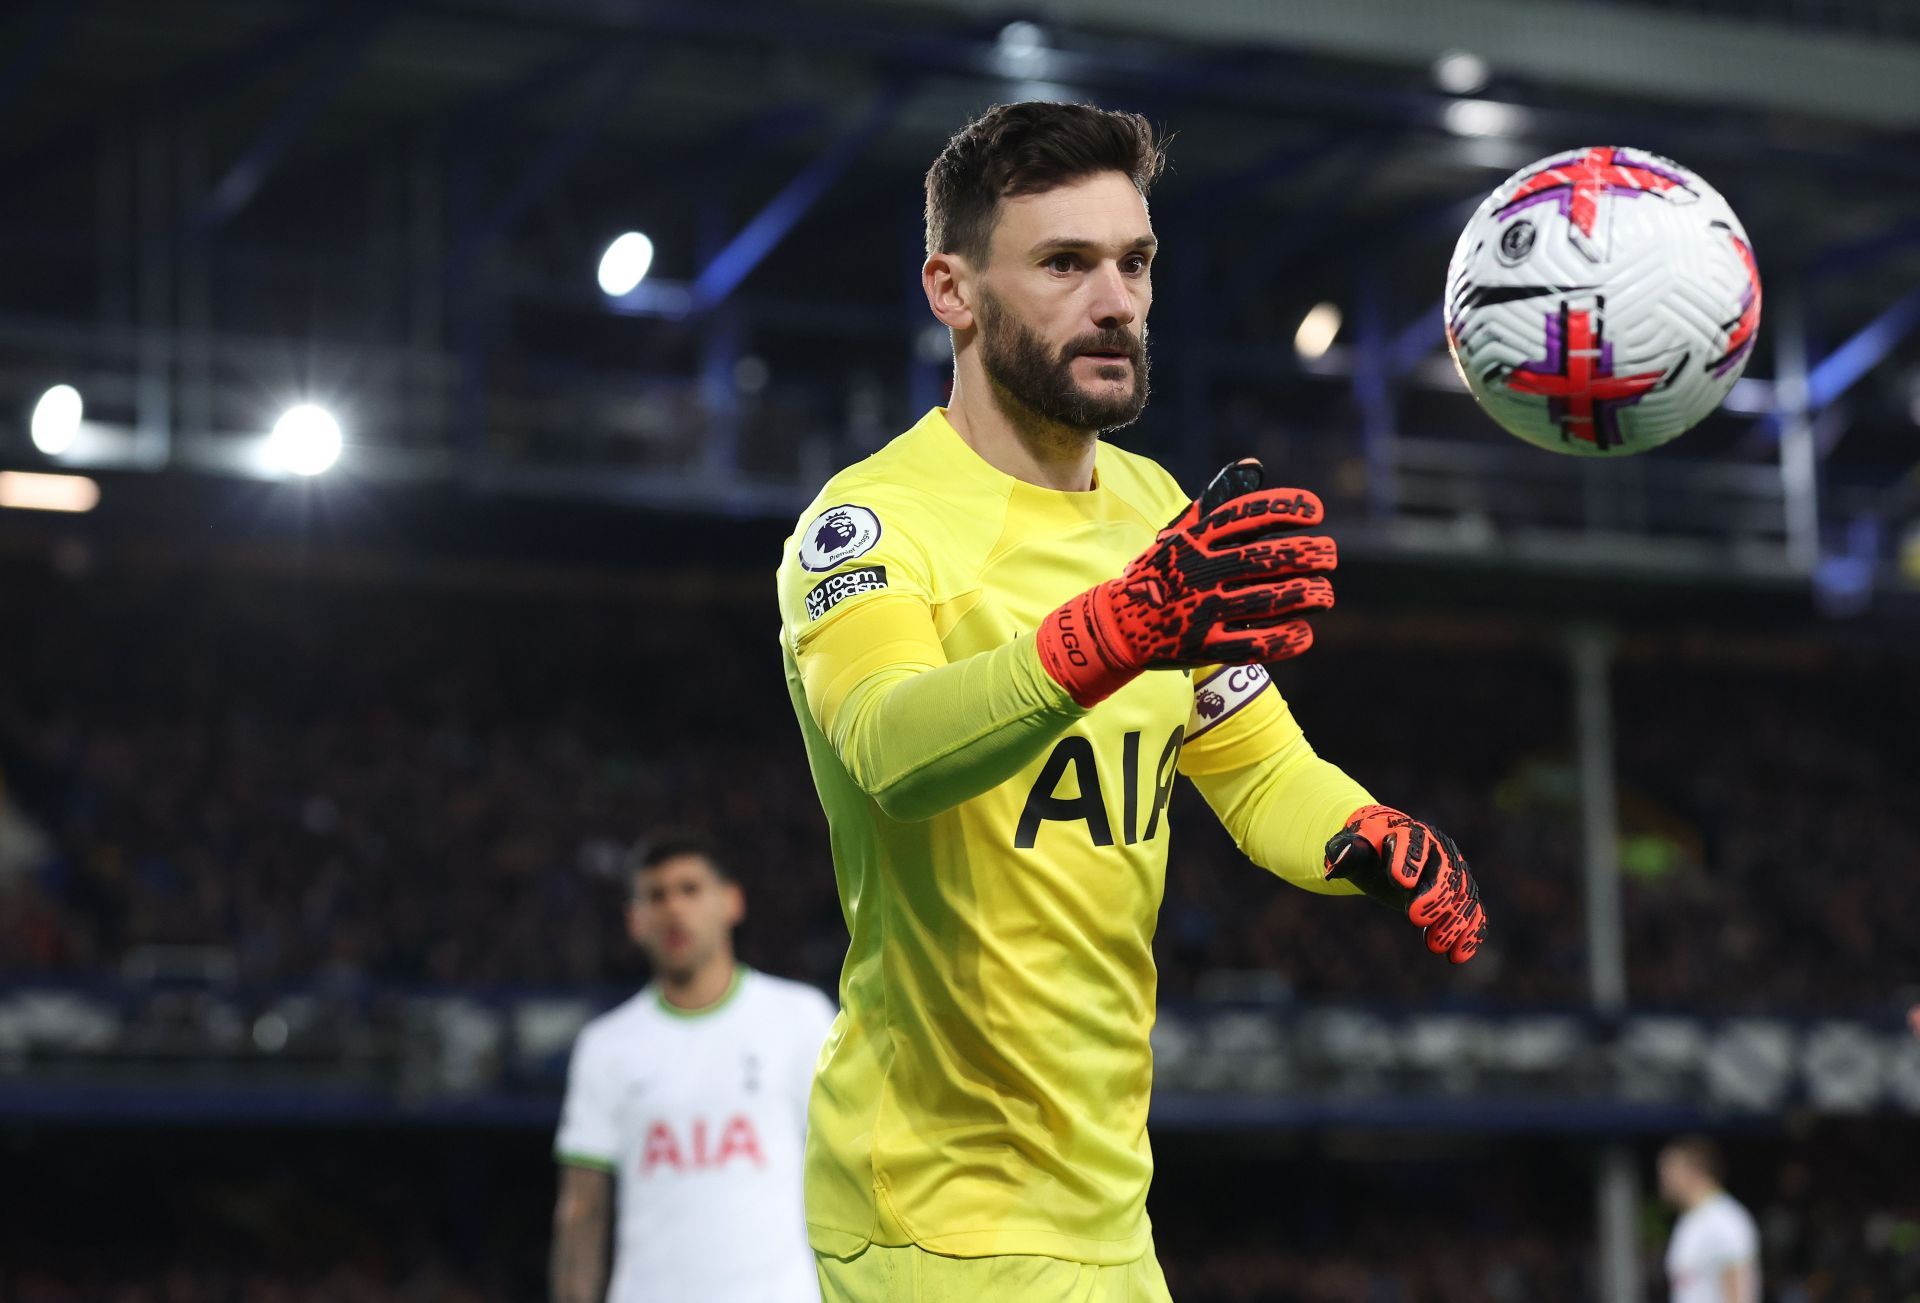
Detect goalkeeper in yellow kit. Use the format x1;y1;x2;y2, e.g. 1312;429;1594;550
776;102;1487;1302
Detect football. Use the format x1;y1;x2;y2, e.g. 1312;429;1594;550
1444;147;1761;456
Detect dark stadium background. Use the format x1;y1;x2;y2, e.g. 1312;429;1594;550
1;1;1917;1299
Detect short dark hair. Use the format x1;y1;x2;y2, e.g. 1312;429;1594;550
628;831;733;887
924;101;1167;265
1662;1135;1724;1182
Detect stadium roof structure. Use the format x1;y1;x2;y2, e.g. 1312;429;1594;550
0;0;1917;606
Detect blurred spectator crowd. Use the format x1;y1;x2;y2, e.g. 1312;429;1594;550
4;1122;1915;1301
0;555;1915;1014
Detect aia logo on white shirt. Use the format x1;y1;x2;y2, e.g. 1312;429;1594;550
639;1115;765;1175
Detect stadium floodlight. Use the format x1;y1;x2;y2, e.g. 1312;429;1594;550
1432;50;1489;95
992;21;1074;100
996;21;1050;78
30;384;83;455
1443;98;1529;138
0;470;99;513
597;231;656;297
733;355;771;395
1293;302;1342;361
266;404;343;477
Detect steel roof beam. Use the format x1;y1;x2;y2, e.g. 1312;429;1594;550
462;49;637;254
1388;300;1445;376
896;0;1920;129
1807;284;1920;411
1168;134;1345;218
689;79;918;314
190;7;384;231
1811;218;1920;281
415;0;1920;184
0;0;89;119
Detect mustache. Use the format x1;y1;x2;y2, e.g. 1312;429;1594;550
1061;330;1145;366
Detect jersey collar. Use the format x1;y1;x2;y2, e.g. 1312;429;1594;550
916;406;1111;499
652;964;748;1019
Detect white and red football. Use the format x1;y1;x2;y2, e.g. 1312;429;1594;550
1444;146;1762;456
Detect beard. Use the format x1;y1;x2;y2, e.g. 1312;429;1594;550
977;289;1151;435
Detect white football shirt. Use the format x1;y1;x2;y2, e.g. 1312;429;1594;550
556;967;836;1303
1666;1191;1761;1303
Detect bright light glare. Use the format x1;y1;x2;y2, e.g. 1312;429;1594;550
267;404;343;477
597;232;656;296
1432;50;1489;95
1011;79;1076;104
1443;99;1529;138
31;384;83;455
1722;377;1773;415
996;21;1050;77
0;471;99;513
1294;302;1342;361
999;20;1045;53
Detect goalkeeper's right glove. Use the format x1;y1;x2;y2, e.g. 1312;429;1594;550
1035;458;1335;709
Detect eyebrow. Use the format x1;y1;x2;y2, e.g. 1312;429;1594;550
1028;234;1159;258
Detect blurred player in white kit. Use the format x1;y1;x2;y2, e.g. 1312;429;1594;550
550;833;836;1303
1659;1135;1761;1303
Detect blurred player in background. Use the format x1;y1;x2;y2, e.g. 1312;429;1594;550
776;102;1488;1302
550;834;835;1303
1660;1136;1762;1303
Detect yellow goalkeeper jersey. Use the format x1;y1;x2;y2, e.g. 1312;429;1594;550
776;408;1365;1265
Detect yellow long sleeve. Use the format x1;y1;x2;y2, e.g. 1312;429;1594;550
793;593;1086;823
1190;716;1374;896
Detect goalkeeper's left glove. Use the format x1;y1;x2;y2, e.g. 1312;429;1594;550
1323;804;1487;965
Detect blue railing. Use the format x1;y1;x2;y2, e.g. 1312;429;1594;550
4;979;1915;1130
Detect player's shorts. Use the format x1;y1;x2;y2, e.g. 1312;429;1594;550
815;1243;1174;1303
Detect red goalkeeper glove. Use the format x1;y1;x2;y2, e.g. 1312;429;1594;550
1324;804;1487;965
1035;458;1336;708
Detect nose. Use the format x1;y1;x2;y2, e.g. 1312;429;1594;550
1088;261;1136;330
